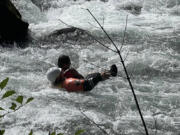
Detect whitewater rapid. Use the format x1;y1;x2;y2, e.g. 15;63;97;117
0;0;180;135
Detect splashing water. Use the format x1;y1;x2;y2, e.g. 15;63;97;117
0;0;180;134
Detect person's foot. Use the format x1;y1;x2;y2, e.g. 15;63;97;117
101;64;118;80
101;72;111;80
110;64;117;77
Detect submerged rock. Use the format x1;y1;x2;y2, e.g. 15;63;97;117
166;0;180;8
41;27;96;46
116;1;142;15
0;0;29;43
50;27;77;36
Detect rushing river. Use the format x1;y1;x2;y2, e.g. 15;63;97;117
0;0;180;135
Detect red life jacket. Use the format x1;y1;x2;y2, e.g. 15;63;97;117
63;68;75;78
62;78;84;92
61;68;76;78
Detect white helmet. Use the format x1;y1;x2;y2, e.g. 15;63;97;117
46;67;61;83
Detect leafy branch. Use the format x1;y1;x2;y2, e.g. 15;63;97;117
27;129;85;135
0;95;34;118
0;78;34;135
0;78;85;135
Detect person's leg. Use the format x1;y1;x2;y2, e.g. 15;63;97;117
85;72;100;79
83;73;102;91
86;64;117;78
83;64;118;91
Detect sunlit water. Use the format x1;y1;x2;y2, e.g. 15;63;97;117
0;0;180;134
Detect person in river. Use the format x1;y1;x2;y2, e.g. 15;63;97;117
46;64;118;92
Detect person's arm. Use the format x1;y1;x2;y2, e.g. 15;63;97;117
71;68;84;79
55;72;65;85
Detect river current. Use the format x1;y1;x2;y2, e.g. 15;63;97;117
0;0;180;135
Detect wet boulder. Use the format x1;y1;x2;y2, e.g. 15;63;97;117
116;1;142;15
42;27;96;46
0;0;29;43
166;0;180;8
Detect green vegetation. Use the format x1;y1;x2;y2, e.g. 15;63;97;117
0;77;34;135
47;130;84;135
0;77;34;118
26;129;85;135
0;78;84;135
